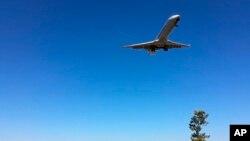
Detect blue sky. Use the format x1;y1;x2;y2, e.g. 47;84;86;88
0;0;250;141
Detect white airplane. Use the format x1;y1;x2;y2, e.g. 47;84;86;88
124;15;190;54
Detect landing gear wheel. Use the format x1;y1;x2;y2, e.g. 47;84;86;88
164;48;168;51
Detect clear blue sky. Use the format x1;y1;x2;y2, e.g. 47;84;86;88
1;0;250;141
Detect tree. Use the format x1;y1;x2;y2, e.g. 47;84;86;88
189;110;210;141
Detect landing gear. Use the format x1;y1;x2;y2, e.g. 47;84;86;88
148;48;156;55
151;48;156;52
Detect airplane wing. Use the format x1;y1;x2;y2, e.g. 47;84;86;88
157;15;180;41
167;40;190;48
123;41;155;49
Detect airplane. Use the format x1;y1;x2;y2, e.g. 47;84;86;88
124;14;190;54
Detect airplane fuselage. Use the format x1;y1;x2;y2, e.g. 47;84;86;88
157;15;180;41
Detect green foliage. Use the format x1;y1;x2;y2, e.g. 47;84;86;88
189;110;210;141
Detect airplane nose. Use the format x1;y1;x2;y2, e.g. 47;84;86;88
169;14;180;20
173;15;180;19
